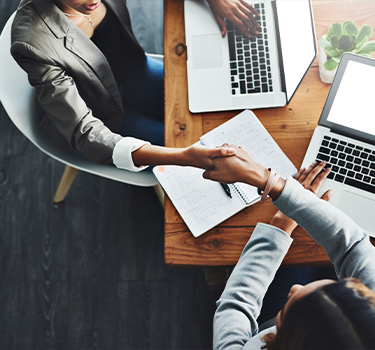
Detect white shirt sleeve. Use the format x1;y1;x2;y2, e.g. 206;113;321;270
112;137;151;172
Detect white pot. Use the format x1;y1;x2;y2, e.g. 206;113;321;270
319;36;338;84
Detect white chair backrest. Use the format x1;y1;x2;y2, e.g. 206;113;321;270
0;12;158;187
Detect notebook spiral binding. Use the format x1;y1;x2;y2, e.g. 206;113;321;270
232;184;252;205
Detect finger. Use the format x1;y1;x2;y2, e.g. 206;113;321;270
303;161;326;185
235;4;260;34
310;167;331;193
298;161;317;183
203;170;212;180
229;15;252;37
212;147;236;158
213;13;226;36
240;0;260;18
320;189;332;202
293;167;305;181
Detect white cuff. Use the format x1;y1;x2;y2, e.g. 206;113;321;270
112;137;151;172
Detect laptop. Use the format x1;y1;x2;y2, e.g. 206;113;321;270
184;0;317;113
301;53;375;238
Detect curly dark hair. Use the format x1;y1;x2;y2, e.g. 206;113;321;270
262;278;375;350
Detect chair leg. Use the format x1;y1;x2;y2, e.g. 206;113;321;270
53;165;79;203
153;184;165;208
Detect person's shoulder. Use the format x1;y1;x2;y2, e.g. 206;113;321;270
12;0;44;44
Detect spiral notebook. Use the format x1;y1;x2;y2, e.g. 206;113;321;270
153;110;296;237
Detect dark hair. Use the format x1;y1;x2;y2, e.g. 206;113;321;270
263;278;375;350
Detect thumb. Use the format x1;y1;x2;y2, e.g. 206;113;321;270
320;189;332;202
213;13;226;36
212;147;236;158
203;170;212;180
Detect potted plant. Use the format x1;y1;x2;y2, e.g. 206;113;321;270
318;21;375;83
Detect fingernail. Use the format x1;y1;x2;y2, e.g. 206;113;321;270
227;148;236;155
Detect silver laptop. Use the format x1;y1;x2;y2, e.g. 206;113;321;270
302;53;375;237
184;0;317;113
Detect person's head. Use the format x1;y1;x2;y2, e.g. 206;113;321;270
263;278;375;350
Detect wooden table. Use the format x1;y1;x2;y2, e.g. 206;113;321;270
163;0;375;267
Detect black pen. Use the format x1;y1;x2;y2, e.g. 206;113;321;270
220;183;232;198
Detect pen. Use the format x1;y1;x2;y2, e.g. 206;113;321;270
220;183;232;198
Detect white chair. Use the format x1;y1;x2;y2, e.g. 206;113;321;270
0;12;164;204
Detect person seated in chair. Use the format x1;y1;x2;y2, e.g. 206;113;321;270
10;0;259;172
203;145;375;349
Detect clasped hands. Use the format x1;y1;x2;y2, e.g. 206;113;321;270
203;144;333;236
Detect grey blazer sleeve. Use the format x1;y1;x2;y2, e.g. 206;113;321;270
213;224;293;350
11;41;122;165
274;177;375;291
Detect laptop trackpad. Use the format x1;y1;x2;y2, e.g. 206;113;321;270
337;190;375;236
192;34;222;69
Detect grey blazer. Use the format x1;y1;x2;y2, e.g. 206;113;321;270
11;0;145;164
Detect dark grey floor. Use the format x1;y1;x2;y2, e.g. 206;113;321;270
0;1;222;349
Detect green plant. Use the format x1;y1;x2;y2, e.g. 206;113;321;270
319;21;375;70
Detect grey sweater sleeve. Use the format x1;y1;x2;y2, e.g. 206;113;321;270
274;177;375;291
213;224;293;350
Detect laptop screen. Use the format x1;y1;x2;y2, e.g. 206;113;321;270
320;54;375;143
326;60;375;137
276;0;317;102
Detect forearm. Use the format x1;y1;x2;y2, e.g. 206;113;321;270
273;177;375;288
132;144;190;167
214;224;292;349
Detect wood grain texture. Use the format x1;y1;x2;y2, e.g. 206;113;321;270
164;0;375;266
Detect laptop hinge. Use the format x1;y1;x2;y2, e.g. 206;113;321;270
271;0;287;100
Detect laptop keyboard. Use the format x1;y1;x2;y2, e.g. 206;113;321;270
227;3;273;95
316;135;375;194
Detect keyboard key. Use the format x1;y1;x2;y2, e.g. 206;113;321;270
345;178;375;194
332;165;339;172
317;153;330;162
232;83;239;88
348;143;355;148
354;158;361;164
338;153;346;159
370;170;375;177
240;81;246;94
362;168;369;175
369;155;375;161
352;150;360;156
327;172;335;179
356;145;363;150
322;140;329;146
345;163;353;170
319;146;330;154
337;145;344;151
338;160;345;167
228;32;236;61
335;174;345;183
363;160;370;167
360;152;368;159
354;165;361;172
331;158;338;164
323;135;331;140
347;171;355;178
372;179;375;185
231;70;238;76
339;168;347;175
344;147;352;154
365;148;371;153
346;155;354;162
364;176;371;183
331;150;338;157
339;140;347;145
355;173;363;180
371;163;375;169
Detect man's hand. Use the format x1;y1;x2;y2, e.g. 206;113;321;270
206;0;260;37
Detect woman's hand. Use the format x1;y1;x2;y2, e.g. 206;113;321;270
269;161;333;235
206;0;260;37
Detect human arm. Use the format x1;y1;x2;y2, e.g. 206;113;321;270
206;0;260;37
204;145;375;290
